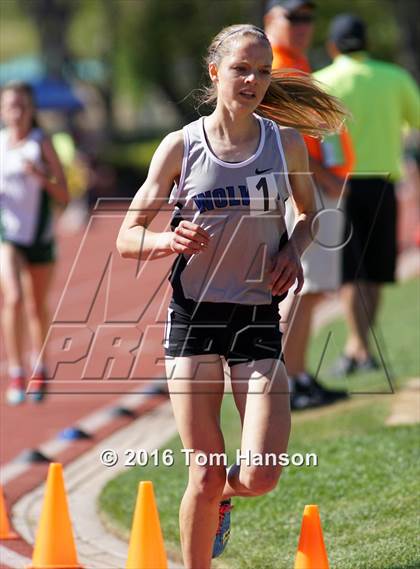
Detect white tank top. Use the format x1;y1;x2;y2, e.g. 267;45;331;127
0;128;49;245
169;115;292;305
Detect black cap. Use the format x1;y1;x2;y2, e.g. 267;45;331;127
265;0;316;14
329;14;367;53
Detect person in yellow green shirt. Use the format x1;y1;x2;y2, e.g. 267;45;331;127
315;14;420;376
265;0;353;409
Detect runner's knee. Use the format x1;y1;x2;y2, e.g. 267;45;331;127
2;287;23;310
188;462;227;501
240;467;281;496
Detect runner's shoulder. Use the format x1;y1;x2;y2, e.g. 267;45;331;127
159;129;184;157
150;129;185;174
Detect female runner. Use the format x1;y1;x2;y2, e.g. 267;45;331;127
1;82;69;404
117;24;346;569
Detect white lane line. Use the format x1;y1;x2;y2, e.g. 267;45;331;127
0;387;163;485
1;463;29;486
0;545;32;568
12;402;182;568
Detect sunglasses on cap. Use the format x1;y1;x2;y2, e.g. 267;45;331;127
285;13;315;24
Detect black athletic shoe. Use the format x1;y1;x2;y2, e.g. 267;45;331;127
329;354;380;378
356;355;380;372
290;391;313;411
290;373;348;410
328;354;358;378
303;374;348;402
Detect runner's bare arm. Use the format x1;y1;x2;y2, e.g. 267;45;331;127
284;127;318;255
117;131;210;260
269;128;318;296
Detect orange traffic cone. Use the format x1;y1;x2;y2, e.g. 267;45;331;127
126;481;168;569
0;485;18;539
27;463;82;568
294;505;330;569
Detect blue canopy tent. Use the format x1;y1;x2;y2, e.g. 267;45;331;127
0;55;85;111
31;77;83;111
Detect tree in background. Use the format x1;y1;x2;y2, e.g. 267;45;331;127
20;0;77;79
390;0;419;82
12;0;416;132
114;0;255;123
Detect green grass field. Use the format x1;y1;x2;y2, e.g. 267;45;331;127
99;278;420;569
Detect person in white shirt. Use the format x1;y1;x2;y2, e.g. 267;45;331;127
0;81;69;405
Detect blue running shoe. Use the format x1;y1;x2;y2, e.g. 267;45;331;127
28;371;48;403
212;499;233;558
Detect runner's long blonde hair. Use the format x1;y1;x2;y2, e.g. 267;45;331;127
201;24;349;138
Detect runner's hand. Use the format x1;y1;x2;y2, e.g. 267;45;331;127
170;220;210;255
24;160;46;182
269;243;304;296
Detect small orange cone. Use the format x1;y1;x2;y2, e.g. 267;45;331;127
0;485;18;539
27;463;82;568
294;505;330;569
126;481;168;569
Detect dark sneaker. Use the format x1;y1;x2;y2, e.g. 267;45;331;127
291;373;348;410
356;355;380;372
28;371;48;403
212;499;233;558
290;391;313;410
303;374;348;403
6;376;26;405
328;354;358;378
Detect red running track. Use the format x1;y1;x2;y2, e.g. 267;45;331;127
0;202;174;561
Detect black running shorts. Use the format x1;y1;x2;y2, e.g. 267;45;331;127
3;239;56;264
164;299;284;367
342;177;396;284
